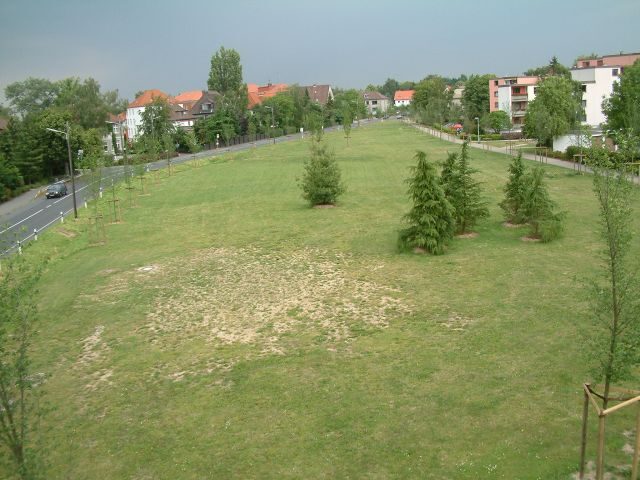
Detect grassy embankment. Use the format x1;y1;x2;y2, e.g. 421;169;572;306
11;121;640;479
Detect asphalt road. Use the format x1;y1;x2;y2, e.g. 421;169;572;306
0;119;381;256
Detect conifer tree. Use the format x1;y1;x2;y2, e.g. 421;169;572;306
499;152;528;223
449;141;489;234
521;166;564;242
439;152;458;200
398;150;455;255
299;131;345;206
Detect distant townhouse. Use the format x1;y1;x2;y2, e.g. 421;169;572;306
170;90;221;129
489;76;539;128
247;83;289;108
394;90;414;107
104;112;126;155
126;89;170;140
451;86;464;107
299;84;334;106
362;91;390;115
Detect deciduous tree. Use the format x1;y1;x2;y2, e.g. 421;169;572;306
524;76;582;146
603;59;640;136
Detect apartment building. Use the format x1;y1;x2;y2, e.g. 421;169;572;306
126;89;170;140
571;52;640;127
489;76;539;127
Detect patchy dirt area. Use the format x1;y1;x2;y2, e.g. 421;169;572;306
521;236;541;243
142;247;410;349
77;247;412;380
455;232;478;239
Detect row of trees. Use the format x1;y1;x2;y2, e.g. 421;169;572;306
398;143;565;254
0;77;128;199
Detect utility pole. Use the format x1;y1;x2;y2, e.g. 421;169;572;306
46;122;78;219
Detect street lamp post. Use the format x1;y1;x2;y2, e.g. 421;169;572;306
264;105;275;144
46;122;78;219
475;117;480;143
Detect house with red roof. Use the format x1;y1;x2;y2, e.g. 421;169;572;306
394;90;414;107
299;84;334;106
170;90;221;129
126;89;170;139
247;83;289;108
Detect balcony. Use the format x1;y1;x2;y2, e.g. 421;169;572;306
511;94;528;102
512;109;527;117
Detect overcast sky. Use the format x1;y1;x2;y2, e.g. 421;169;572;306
0;0;638;104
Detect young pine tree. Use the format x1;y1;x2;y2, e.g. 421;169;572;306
587;145;640;410
449;141;489;234
520;166;564;242
398;150;455;255
299;131;345;206
499;152;528;224
439;152;458;200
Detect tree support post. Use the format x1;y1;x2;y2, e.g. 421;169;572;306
632;403;640;480
596;414;606;480
579;389;589;479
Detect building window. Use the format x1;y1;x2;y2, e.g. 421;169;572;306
597;60;604;66
534;87;539;94
372;100;377;105
612;68;619;76
494;101;498;108
581;84;587;92
494;91;498;97
584;61;590;67
582;100;587;108
494;80;498;86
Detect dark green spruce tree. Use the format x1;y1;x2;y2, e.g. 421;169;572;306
448;141;489;234
299;131;345;206
521;166;565;242
499;152;528;224
398;150;455;255
439;152;458;200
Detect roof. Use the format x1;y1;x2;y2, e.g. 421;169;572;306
247;83;289;108
128;89;170;108
107;112;126;123
300;85;333;106
363;91;389;101
172;90;204;103
394;90;415;101
170;91;221;123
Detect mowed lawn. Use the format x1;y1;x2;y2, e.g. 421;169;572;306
17;121;640;479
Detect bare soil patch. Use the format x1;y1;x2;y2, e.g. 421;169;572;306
521;236;541;243
503;222;526;228
455;232;478;239
313;204;336;209
56;228;77;238
412;247;426;254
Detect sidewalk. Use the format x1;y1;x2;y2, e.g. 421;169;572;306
409;122;593;174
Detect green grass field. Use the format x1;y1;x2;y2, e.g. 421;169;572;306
12;121;640;479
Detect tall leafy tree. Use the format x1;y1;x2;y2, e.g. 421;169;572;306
524;56;571;79
412;76;452;125
208;46;243;94
487;110;511;134
448;142;489;234
398;150;454;255
524;76;582;146
603;59;640;136
461;74;495;121
4;78;59;117
55;77;124;129
380;78;400;101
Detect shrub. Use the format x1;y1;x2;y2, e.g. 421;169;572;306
398;150;454;254
299;132;345;206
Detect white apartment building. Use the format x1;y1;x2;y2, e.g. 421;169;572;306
571;66;621;127
126;89;170;140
